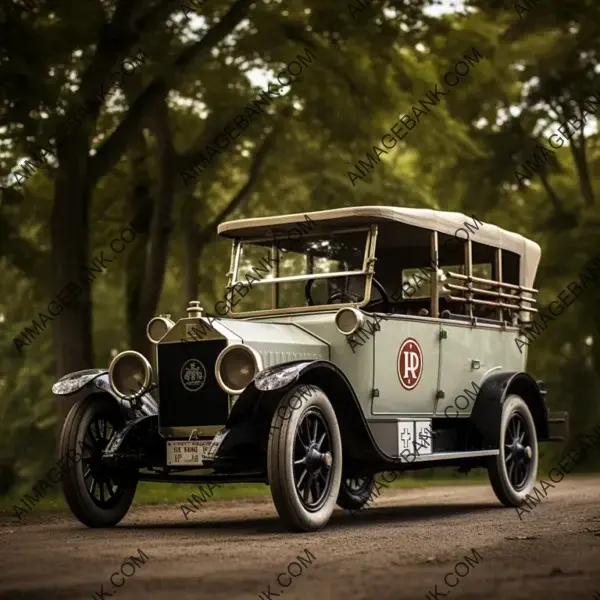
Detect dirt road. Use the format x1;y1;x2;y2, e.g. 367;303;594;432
1;478;599;600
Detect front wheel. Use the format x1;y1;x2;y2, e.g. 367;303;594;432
487;394;538;506
59;395;137;527
267;384;343;532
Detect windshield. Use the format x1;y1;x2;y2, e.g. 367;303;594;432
229;228;371;314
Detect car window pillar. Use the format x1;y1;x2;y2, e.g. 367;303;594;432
495;248;504;323
430;230;439;318
464;238;473;319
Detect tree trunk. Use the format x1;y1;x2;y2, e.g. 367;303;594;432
126;129;153;355
52;140;93;440
133;88;176;359
182;189;200;306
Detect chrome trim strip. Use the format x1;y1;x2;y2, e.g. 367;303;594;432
236;269;366;286
410;449;498;462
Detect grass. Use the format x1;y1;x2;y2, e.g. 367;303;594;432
4;466;598;518
0;472;490;517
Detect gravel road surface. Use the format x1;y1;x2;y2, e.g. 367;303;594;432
1;477;599;600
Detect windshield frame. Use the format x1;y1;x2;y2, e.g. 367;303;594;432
224;225;379;317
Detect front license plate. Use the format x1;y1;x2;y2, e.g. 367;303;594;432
166;441;211;466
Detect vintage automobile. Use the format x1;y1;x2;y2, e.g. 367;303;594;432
54;206;568;532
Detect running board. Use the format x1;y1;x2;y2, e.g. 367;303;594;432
409;449;498;463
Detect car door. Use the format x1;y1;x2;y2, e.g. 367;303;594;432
436;322;524;417
371;314;440;417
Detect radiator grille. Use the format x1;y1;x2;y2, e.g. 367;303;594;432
158;339;229;431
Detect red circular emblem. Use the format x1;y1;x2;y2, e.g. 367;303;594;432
397;337;423;390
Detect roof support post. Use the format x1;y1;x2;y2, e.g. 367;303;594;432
464;239;473;319
430;231;439;318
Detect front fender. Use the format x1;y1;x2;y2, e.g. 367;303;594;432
227;360;391;464
52;369;157;417
226;361;317;427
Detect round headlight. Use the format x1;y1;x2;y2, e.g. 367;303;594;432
335;307;365;336
146;316;175;344
108;351;153;399
215;344;262;395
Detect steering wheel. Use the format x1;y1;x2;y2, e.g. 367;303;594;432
305;276;390;313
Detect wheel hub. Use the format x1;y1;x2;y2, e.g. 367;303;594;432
305;445;332;472
89;439;111;482
510;441;532;459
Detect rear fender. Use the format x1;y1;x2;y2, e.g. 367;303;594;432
470;371;548;447
52;369;158;419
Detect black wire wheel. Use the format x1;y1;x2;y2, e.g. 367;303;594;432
337;475;376;511
60;395;137;527
268;384;342;532
487;394;538;507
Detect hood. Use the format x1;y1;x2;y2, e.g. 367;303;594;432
160;316;329;369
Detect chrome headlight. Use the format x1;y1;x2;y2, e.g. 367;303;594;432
215;344;262;395
108;350;153;399
335;307;365;336
146;315;175;344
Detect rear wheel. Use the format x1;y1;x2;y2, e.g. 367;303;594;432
267;385;342;532
336;476;376;511
59;395;137;527
487;394;538;507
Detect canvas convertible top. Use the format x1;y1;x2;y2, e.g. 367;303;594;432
217;205;541;289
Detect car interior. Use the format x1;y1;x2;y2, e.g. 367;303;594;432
362;220;522;324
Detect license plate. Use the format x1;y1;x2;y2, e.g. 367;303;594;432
166;440;211;466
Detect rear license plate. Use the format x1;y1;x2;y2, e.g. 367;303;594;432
166;440;211;466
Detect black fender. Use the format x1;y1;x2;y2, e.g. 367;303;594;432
52;369;158;420
470;371;549;448
103;414;163;468
225;360;393;464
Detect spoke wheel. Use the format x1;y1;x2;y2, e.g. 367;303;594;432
346;477;369;493
503;414;532;491
60;395;137;527
293;410;334;512
268;384;343;532
487;394;538;507
82;417;123;510
336;475;376;511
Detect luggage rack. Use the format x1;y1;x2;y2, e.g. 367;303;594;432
444;271;538;325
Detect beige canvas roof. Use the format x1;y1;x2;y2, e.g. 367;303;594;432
217;205;541;288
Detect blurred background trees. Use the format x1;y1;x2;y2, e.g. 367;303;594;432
0;0;599;498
